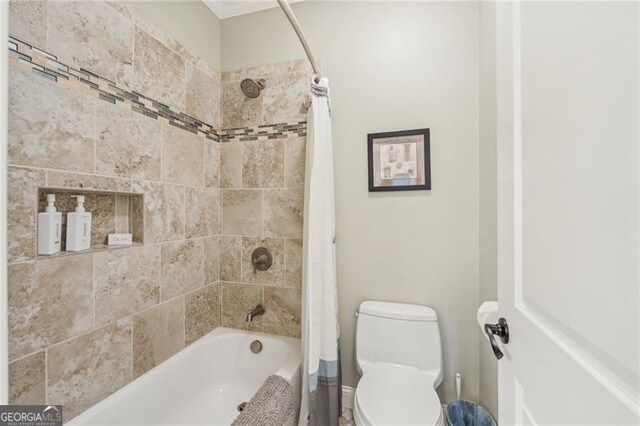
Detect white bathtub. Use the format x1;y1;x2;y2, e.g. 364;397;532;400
70;328;301;425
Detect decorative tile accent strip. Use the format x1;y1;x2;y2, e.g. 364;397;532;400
7;36;308;143
220;122;307;143
8;36;220;142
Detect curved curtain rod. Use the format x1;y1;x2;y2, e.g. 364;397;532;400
276;0;321;83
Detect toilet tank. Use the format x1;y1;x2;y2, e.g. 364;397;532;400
356;301;442;380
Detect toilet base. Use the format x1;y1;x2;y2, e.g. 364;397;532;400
353;393;445;426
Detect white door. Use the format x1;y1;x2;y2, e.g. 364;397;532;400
494;1;640;424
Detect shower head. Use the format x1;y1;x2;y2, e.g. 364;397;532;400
240;78;266;99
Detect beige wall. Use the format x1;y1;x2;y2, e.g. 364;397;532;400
479;0;498;417
222;2;481;402
127;0;221;70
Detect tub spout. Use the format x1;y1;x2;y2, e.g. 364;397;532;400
246;304;265;322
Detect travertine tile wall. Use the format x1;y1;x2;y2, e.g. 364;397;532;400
222;59;311;128
219;62;310;338
7;0;310;420
7;0;222;420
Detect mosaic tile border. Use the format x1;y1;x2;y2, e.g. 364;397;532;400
220;122;307;143
8;36;220;141
7;36;308;143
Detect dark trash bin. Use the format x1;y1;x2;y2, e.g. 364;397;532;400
446;400;497;426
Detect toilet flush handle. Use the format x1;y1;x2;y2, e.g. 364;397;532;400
484;318;509;360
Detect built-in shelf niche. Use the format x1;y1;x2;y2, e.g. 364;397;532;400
37;187;144;259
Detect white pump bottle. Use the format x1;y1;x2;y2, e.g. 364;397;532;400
66;195;92;251
38;194;62;255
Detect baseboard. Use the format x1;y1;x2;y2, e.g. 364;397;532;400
342;385;355;410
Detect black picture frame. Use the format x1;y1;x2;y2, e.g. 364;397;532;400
367;128;431;192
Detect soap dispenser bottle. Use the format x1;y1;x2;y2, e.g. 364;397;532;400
37;193;62;255
66;195;92;251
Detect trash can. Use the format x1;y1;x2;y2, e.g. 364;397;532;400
446;400;497;426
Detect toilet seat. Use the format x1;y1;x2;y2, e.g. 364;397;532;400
354;363;443;426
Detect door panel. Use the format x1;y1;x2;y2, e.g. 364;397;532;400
521;2;639;390
496;2;640;424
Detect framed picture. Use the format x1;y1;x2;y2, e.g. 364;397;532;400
368;128;431;192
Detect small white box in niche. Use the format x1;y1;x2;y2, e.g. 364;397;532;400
108;233;133;246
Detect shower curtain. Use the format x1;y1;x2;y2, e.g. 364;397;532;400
299;77;341;426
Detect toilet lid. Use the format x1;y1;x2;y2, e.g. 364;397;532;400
355;363;442;425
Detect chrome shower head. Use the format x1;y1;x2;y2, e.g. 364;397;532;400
240;78;266;99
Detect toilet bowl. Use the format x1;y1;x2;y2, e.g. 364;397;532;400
353;301;444;426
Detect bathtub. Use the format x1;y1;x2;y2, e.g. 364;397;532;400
69;328;301;425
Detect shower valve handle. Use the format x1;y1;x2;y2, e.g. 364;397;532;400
251;247;273;273
253;254;267;264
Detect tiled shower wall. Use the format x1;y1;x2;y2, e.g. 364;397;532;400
7;0;310;420
7;1;222;419
217;63;310;338
221;60;311;128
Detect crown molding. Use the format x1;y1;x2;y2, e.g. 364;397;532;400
204;0;307;20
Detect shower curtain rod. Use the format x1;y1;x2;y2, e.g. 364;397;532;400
276;0;321;83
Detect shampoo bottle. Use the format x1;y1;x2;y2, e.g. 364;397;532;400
66;195;92;251
37;194;62;255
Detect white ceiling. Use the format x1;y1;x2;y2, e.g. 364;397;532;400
204;0;307;20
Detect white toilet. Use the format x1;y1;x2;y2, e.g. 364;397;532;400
353;301;444;426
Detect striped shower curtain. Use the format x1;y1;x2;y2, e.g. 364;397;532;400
299;77;341;426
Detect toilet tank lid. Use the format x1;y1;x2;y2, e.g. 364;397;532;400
358;301;438;322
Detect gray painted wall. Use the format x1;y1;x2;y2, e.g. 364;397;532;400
479;0;498;418
222;1;482;403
